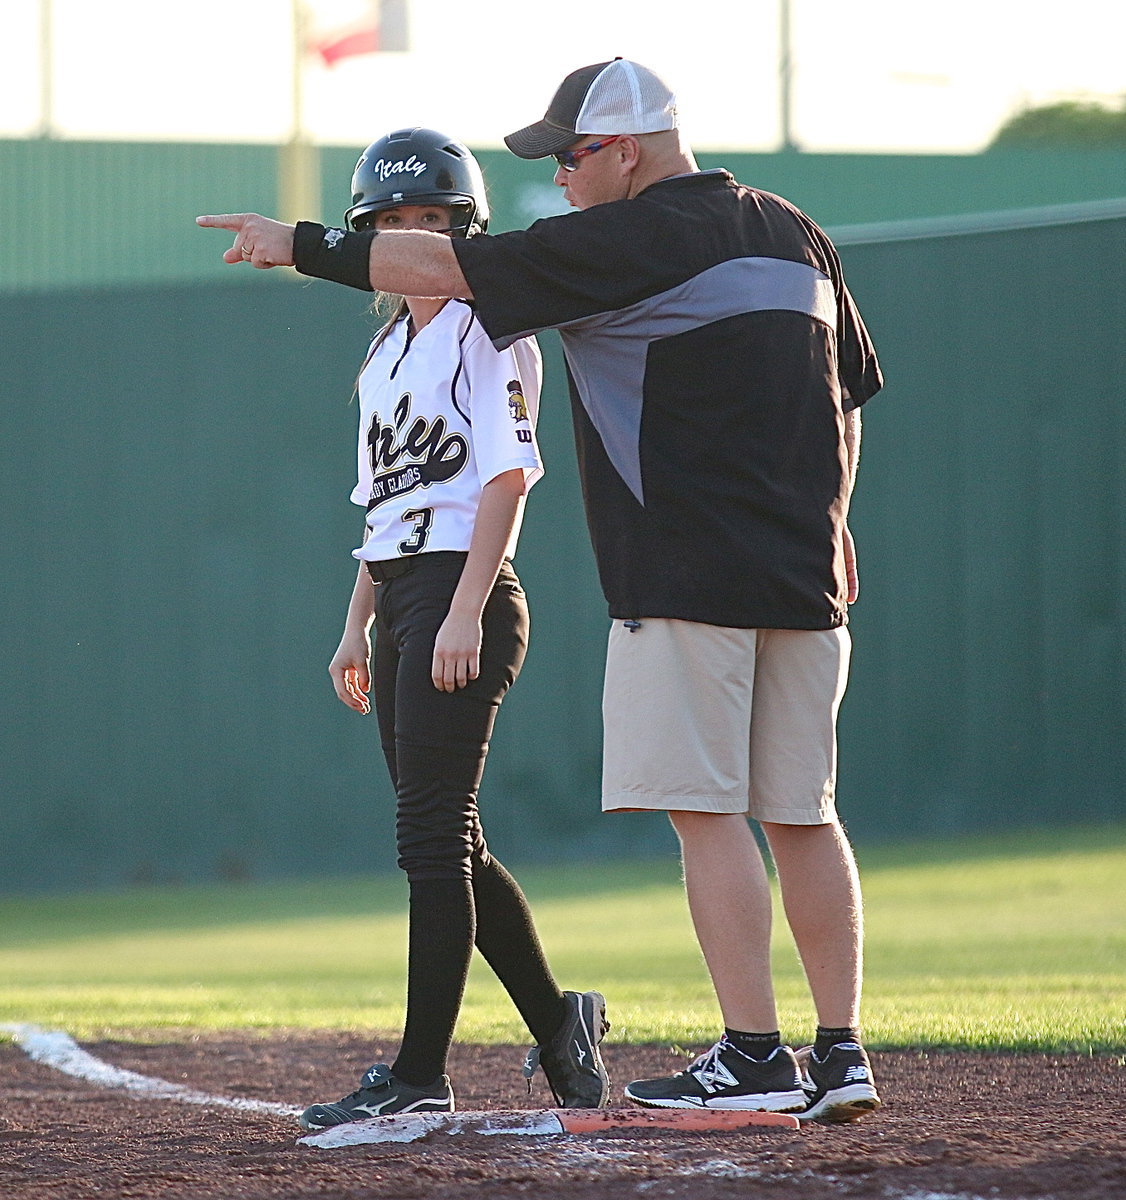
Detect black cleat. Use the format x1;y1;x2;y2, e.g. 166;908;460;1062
799;1041;881;1123
624;1037;806;1111
298;1063;454;1131
523;989;610;1107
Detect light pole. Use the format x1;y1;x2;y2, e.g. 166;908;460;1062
39;0;54;139
279;0;322;226
779;0;798;152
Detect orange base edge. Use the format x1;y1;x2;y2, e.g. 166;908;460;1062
554;1107;802;1133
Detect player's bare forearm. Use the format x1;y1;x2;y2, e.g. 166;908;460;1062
449;470;524;620
431;469;524;692
329;561;376;714
342;560;376;635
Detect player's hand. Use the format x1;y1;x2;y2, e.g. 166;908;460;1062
431;612;482;693
329;631;372;713
195;213;296;269
843;522;859;603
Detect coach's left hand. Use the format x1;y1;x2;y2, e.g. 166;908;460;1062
196;213;296;269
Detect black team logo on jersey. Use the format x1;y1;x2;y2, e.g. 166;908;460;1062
365;392;469;511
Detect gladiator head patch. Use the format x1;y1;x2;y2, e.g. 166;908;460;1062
506;380;529;422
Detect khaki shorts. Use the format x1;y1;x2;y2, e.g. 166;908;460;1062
601;619;851;824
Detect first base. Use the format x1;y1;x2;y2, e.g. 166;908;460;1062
298;1107;801;1148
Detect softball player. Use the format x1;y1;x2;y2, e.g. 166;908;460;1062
296;129;608;1130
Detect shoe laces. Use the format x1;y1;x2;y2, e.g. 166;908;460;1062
688;1038;733;1086
338;1064;393;1104
522;1045;542;1091
522;1044;566;1105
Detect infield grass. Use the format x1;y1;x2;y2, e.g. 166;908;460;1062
0;823;1122;1054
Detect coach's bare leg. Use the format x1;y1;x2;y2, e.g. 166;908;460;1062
669;810;778;1032
761;819;862;1029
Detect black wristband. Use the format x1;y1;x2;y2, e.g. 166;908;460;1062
292;222;376;292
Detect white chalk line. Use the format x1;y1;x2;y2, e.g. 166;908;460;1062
1;1023;302;1119
0;1024;565;1145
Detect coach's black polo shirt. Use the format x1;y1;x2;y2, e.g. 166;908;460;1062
453;170;883;630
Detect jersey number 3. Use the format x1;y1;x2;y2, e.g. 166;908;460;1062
398;507;434;555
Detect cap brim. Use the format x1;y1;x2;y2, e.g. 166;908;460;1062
503;119;579;160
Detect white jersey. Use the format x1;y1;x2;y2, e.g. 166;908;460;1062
351;300;544;563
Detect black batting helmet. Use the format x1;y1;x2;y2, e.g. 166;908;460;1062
344;127;489;237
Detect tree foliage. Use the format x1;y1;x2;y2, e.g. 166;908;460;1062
989;98;1126;149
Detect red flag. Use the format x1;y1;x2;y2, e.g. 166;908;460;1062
308;0;408;66
313;26;381;66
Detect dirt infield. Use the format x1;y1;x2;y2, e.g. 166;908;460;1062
2;1035;1123;1199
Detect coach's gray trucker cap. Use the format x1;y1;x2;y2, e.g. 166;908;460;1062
504;58;678;159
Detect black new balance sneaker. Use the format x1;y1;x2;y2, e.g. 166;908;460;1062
298;1063;454;1131
523;989;610;1107
799;1041;881;1123
624;1037;806;1111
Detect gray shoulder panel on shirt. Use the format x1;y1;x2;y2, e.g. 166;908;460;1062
558;257;836;504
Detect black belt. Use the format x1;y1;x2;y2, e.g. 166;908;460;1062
365;557;417;583
364;550;470;584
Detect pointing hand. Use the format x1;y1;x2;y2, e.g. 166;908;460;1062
195;213;296;268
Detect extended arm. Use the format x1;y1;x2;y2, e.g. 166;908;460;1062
370;229;472;299
194;213;472;298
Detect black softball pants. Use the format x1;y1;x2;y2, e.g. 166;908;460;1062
369;552;565;1086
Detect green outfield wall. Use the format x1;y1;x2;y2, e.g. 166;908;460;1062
3;137;1126;290
834;200;1126;839
1;200;1123;893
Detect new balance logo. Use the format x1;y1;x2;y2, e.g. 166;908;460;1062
692;1058;741;1094
843;1065;870;1082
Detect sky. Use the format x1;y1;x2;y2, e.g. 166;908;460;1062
1;0;1124;153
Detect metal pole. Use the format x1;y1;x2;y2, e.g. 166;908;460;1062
39;0;54;139
779;0;797;152
279;0;321;225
